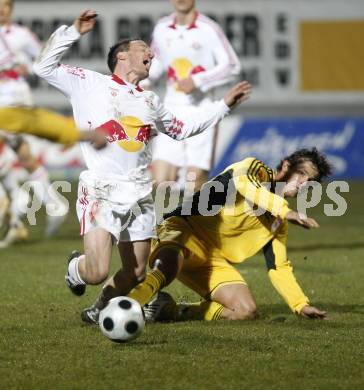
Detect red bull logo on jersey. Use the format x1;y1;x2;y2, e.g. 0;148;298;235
99;116;151;152
167;58;205;91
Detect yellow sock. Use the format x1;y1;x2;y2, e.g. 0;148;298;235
178;301;224;321
128;269;166;306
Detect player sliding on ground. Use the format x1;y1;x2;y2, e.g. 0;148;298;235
33;9;252;319
126;148;332;322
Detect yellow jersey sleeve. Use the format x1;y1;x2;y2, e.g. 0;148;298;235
232;158;291;219
264;237;309;313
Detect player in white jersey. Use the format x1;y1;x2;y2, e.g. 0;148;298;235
0;0;109;147
0;140;29;246
0;0;67;242
149;0;241;192
33;10;251;321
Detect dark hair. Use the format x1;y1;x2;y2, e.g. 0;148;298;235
107;38;141;73
276;148;332;181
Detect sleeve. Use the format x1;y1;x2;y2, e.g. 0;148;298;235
191;22;241;93
33;25;88;99
139;25;165;88
15;27;42;75
0;32;14;71
148;26;166;83
152;93;230;140
23;27;42;61
264;237;310;313
233;158;292;219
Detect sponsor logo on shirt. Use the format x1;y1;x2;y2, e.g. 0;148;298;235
167;57;205;91
98;116;151;152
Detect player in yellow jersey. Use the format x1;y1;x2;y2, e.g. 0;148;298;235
125;148;332;323
82;147;332;323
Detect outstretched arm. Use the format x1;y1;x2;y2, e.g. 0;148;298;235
33;10;97;97
264;237;327;319
155;81;251;140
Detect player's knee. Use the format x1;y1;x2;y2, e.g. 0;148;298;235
236;303;258;320
86;264;109;285
228;300;257;320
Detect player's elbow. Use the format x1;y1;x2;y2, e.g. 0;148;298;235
32;62;43;77
32;61;49;78
231;61;242;76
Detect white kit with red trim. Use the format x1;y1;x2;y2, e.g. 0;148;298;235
33;24;232;240
148;12;241;171
148;12;241;107
0;23;41;107
33;24;230;182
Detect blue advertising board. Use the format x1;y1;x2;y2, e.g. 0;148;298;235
213;117;364;179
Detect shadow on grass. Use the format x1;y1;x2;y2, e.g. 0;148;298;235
259;303;364;316
288;241;364;252
110;339;169;349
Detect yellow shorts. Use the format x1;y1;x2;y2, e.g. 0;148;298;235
151;217;246;300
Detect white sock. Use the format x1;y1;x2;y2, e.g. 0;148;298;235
68;257;86;286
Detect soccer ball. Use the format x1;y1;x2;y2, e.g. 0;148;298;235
99;297;145;343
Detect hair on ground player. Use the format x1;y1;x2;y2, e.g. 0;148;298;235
276;147;333;182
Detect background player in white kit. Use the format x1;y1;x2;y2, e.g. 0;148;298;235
149;0;241;192
0;0;66;244
33;10;251;323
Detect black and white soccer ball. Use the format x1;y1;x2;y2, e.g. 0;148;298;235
99;297;145;343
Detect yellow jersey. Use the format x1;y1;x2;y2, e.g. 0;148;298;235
162;157;310;313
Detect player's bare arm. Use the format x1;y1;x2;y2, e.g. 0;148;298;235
286;210;320;229
73;10;98;35
224;81;252;108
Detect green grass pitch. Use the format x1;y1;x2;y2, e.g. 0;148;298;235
0;181;363;389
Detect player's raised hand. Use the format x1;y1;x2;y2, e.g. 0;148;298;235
74;10;98;35
224;81;252;108
300;305;327;319
286;211;319;229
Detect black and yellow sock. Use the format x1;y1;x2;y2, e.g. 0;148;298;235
177;301;224;321
128;269;166;306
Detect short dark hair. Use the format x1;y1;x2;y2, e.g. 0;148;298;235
277;148;332;181
107;38;141;73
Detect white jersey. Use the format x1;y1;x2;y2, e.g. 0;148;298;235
148;12;241;106
0;23;41;107
33;25;230;182
0;141;17;177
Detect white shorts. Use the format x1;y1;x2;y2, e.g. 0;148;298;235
76;170;156;243
152;104;217;171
